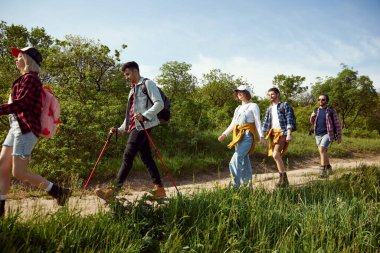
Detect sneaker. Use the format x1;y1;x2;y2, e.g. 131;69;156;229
148;185;166;199
95;187;116;203
56;187;72;206
48;184;72;206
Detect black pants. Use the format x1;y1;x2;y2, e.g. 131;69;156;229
115;128;162;188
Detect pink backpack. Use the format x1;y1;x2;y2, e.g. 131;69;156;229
40;86;61;138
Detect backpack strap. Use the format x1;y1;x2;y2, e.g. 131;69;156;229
234;103;252;120
141;78;154;108
272;102;286;117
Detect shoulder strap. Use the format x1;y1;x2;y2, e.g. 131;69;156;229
141;78;149;94
235;103;252;119
141;78;154;108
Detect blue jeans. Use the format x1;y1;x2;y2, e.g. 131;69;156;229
229;131;254;187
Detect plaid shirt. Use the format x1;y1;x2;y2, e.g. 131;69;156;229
0;72;42;136
262;102;296;136
310;106;342;142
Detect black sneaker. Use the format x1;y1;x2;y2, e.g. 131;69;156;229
49;184;72;206
56;187;72;206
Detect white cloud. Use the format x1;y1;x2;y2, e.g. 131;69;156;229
190;54;333;97
141;52;380;97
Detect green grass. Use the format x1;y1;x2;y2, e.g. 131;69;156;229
30;130;380;184
1;165;379;252
283;132;380;158
105;132;380;175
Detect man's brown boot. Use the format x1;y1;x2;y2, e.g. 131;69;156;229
276;173;283;187
276;172;289;188
148;184;166;199
282;172;289;187
95;187;117;203
326;165;333;176
319;166;328;178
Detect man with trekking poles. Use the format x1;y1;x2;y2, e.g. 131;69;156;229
309;94;342;178
95;61;167;202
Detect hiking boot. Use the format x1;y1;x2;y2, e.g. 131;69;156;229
0;200;5;217
48;184;72;206
326;165;333;176
276;172;289;188
95;187;116;203
148;184;166;199
319;166;328;178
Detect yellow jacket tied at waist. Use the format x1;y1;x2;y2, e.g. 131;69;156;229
227;123;260;155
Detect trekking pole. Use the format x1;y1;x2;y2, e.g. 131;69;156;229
80;132;113;198
141;123;180;195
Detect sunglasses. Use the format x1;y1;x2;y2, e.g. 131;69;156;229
318;99;326;101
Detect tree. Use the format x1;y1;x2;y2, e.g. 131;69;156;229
42;35;119;102
156;61;197;102
311;65;378;128
272;74;307;105
153;61;202;152
200;69;246;128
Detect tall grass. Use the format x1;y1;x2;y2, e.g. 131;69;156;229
32;130;380;185
97;131;380;178
1;165;379;252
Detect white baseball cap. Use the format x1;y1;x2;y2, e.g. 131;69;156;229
234;85;252;96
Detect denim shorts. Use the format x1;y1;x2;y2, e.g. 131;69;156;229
315;134;331;148
2;118;38;158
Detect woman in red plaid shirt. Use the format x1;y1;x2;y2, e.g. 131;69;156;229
0;47;71;217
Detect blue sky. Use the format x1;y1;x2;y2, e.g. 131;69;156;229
1;0;379;97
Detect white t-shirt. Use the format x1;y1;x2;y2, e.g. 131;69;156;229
222;102;264;138
271;104;281;129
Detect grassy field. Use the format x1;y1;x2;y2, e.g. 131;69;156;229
73;131;380;185
1;164;379;252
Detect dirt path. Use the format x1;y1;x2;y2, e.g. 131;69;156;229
5;155;380;219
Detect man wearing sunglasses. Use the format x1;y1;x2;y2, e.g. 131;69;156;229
310;94;342;178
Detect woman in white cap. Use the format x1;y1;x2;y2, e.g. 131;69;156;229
0;47;71;217
218;85;265;187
